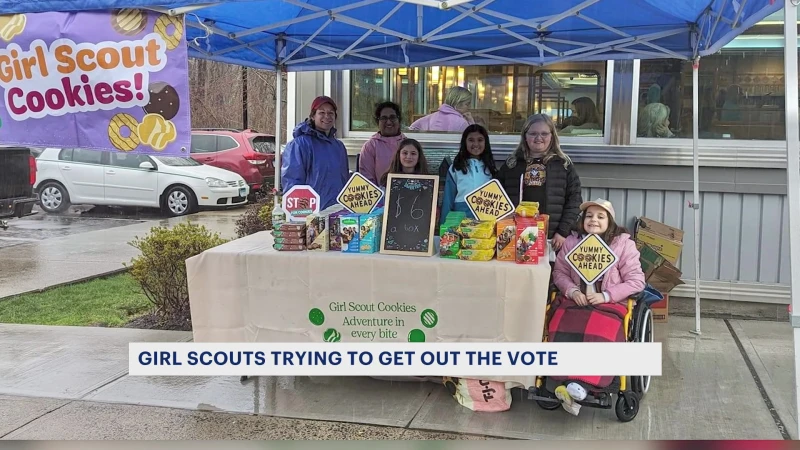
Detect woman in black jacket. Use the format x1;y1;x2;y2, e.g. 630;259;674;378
496;114;582;252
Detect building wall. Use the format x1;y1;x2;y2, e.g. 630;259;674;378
288;66;792;305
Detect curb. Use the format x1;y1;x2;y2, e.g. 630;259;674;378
0;267;130;302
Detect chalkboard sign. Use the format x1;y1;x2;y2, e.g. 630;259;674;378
380;174;440;257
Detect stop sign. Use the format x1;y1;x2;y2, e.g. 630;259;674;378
282;185;320;222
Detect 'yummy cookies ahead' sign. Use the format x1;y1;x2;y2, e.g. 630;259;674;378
0;9;190;155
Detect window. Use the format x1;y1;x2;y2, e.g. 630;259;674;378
58;148;73;161
155;156;201;166
217;135;239;151
190;135;217;153
250;135;275;154
637;10;798;141
110;153;152;169
349;63;608;136
71;148;104;164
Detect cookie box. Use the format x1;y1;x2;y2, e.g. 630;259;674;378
277;223;306;232
273;243;306;251
458;219;495;239
326;210;347;251
274;237;305;245
457;249;495;261
272;230;305;239
340;215;360;253
515;201;540;217
439;226;461;259
444;211;467;223
306;214;329;251
460;237;497;250
359;212;383;254
515;216;540;264
496;218;516;261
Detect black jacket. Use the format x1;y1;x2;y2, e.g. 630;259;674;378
496;153;583;239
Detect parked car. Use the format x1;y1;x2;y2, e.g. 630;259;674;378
0;146;37;229
190;129;276;195
34;148;249;217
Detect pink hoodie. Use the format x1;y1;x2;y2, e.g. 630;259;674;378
358;132;406;186
408;104;470;133
553;232;646;303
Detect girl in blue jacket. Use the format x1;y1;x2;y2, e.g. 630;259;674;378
440;124;498;224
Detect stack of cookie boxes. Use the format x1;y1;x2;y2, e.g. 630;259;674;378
271;204;384;254
439;202;548;264
439;212;497;261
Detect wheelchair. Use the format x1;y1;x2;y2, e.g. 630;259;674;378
527;283;661;422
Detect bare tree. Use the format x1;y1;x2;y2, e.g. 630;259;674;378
188;59;288;143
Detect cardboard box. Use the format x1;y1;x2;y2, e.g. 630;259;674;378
637;241;684;294
651;294;669;323
635;217;684;266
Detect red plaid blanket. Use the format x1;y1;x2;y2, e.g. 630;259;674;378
547;296;627;388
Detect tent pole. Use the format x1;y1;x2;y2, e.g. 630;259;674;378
782;0;800;439
274;69;283;193
690;57;701;336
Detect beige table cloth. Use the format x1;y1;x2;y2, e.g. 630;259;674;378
186;231;551;388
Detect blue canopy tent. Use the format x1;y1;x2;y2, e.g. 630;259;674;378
4;0;800;434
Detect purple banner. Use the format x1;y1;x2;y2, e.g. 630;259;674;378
0;9;190;155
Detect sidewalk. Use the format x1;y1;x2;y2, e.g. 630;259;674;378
0;317;794;440
0;210;240;300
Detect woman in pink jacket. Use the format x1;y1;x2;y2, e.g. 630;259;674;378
408;87;474;133
358;101;406;186
549;198;645;416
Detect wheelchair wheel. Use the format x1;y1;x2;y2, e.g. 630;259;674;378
535;386;561;411
633;306;654;397
615;393;639;422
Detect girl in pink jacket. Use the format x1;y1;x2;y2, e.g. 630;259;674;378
408;87;474;133
359;101;406;185
552;198;645;306
549;198;645;416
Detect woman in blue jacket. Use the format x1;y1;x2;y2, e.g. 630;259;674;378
440;124;498;224
281;96;350;210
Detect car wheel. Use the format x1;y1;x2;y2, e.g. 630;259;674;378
38;181;70;213
163;186;196;217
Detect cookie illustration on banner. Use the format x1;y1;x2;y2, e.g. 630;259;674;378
138;113;177;151
143;82;180;120
111;9;147;36
0;14;26;42
154;13;184;50
108;113;140;152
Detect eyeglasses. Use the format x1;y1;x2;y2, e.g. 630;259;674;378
379;115;399;122
526;132;551;139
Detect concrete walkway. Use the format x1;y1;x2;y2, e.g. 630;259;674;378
0;210;241;299
0;317;794;440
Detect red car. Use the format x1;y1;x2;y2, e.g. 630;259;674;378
190;129;276;195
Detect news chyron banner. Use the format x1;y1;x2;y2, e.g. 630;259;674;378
0;10;190;155
129;342;663;378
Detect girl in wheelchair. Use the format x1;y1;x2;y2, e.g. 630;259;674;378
548;198;645;416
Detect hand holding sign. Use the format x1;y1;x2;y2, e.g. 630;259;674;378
564;233;618;294
465;180;514;222
337;172;383;214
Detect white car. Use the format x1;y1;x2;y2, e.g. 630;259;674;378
34;148;249;216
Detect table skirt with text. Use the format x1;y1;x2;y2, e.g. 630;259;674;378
186;232;552;387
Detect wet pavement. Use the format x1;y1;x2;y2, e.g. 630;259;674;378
0;208;242;299
0;205;187;249
0;317;794;440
